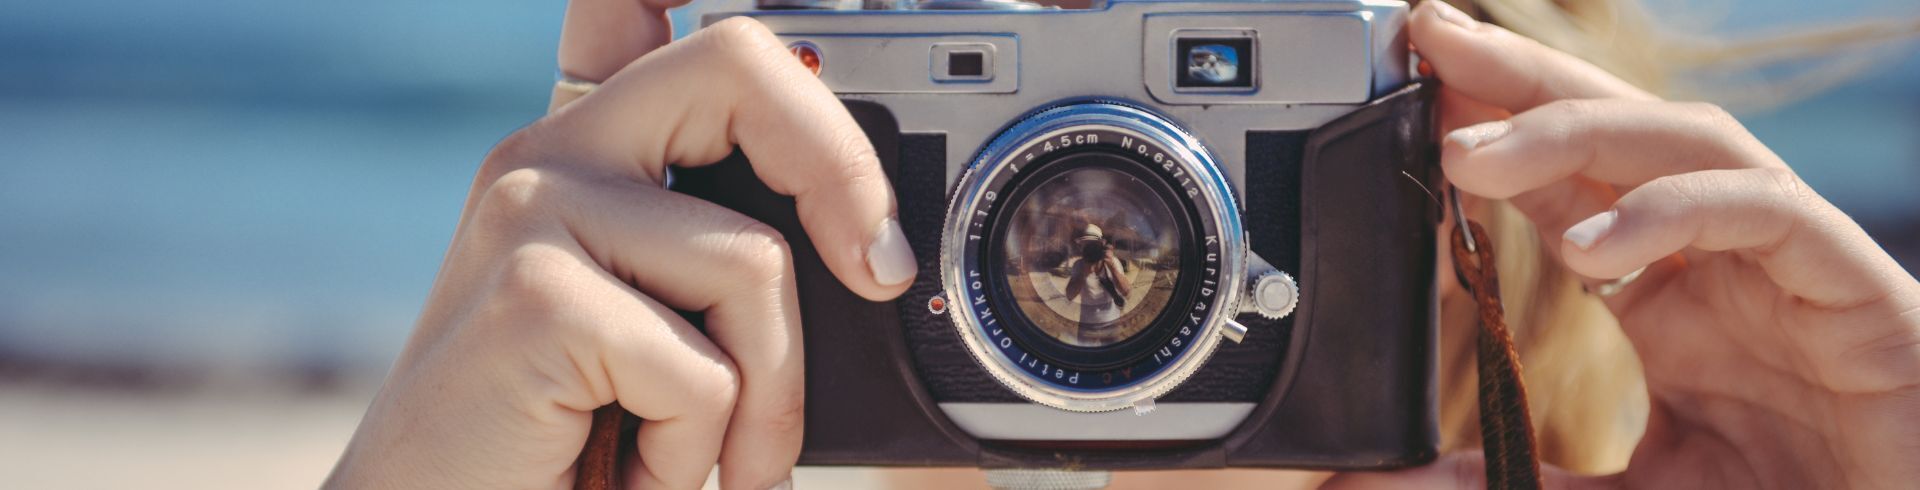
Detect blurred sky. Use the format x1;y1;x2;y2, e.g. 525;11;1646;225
0;0;1916;387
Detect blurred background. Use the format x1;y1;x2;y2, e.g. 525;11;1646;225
0;0;1913;487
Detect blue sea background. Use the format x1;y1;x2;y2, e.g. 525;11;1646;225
2;0;1916;389
0;2;1913;483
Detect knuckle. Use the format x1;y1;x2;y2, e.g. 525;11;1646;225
1542;98;1602;120
1682;101;1741;130
500;243;577;295
700;17;784;71
820;129;884;188
1641;173;1704;213
706;16;778;46
720;220;795;287
479;128;549;185
1757;166;1805;197
1533;99;1598;145
692;358;743;415
1743;166;1827;257
475;167;555;229
1756;166;1820;213
829;125;881;166
1678;102;1772;161
496;243;581;318
757;387;807;435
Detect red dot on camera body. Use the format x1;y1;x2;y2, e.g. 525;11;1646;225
790;43;822;76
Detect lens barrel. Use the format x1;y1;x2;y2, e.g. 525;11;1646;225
942;102;1250;412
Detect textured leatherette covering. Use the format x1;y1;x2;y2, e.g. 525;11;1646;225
672;102;981;466
1220;82;1442;468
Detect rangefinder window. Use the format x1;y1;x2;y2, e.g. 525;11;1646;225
1174;35;1256;91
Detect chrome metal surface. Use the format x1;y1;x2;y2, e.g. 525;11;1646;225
939;402;1257;440
1221;318;1249;343
984;469;1111;490
714;0;1416;196
1251;271;1299;320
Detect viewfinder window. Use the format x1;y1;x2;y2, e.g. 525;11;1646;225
949;51;985;77
1174;35;1256;91
931;42;995;82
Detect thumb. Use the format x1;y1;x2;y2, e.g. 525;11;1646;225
1319;452;1613;490
553;0;696;110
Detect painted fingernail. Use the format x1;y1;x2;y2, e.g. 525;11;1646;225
766;476;794;490
1446;120;1512;151
868;217;917;286
1565;209;1617;251
1431;1;1479;29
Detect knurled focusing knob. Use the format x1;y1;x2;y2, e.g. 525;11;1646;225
1251;271;1299;320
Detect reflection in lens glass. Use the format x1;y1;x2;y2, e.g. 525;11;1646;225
999;165;1181;349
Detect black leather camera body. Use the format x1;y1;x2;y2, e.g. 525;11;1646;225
671;0;1443;470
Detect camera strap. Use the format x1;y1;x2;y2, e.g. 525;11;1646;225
574;405;625;490
1450;190;1545;490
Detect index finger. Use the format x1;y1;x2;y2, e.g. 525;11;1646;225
1409;1;1657;111
542;16;917;299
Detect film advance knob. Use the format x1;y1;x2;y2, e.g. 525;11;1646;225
1251;271;1299;320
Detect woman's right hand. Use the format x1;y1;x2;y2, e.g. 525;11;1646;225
325;3;918;488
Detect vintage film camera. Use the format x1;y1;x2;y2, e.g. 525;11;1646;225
673;0;1442;470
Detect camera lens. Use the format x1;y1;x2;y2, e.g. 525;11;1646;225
992;156;1186;357
942;102;1248;411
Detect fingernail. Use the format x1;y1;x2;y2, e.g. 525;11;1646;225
1430;1;1479;29
1446;120;1511;151
1564;209;1617;251
766;477;793;490
867;217;916;286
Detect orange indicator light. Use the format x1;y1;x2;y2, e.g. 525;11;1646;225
789;42;822;76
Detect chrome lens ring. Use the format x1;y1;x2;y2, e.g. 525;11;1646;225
941;102;1247;412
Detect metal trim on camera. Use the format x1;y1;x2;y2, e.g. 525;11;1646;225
941;102;1274;413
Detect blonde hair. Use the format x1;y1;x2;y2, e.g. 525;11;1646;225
1438;202;1648;474
1463;0;1920;108
1434;0;1919;475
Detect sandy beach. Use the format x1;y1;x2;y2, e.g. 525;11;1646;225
0;383;885;489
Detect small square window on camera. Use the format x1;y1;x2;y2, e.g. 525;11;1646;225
1173;32;1256;92
932;43;995;82
948;51;985;77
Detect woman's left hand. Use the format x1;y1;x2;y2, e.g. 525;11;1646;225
1330;2;1920;488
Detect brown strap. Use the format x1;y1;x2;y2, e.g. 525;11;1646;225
574;405;626;490
1452;218;1545;490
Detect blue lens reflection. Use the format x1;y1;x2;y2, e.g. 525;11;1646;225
1187;44;1239;84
